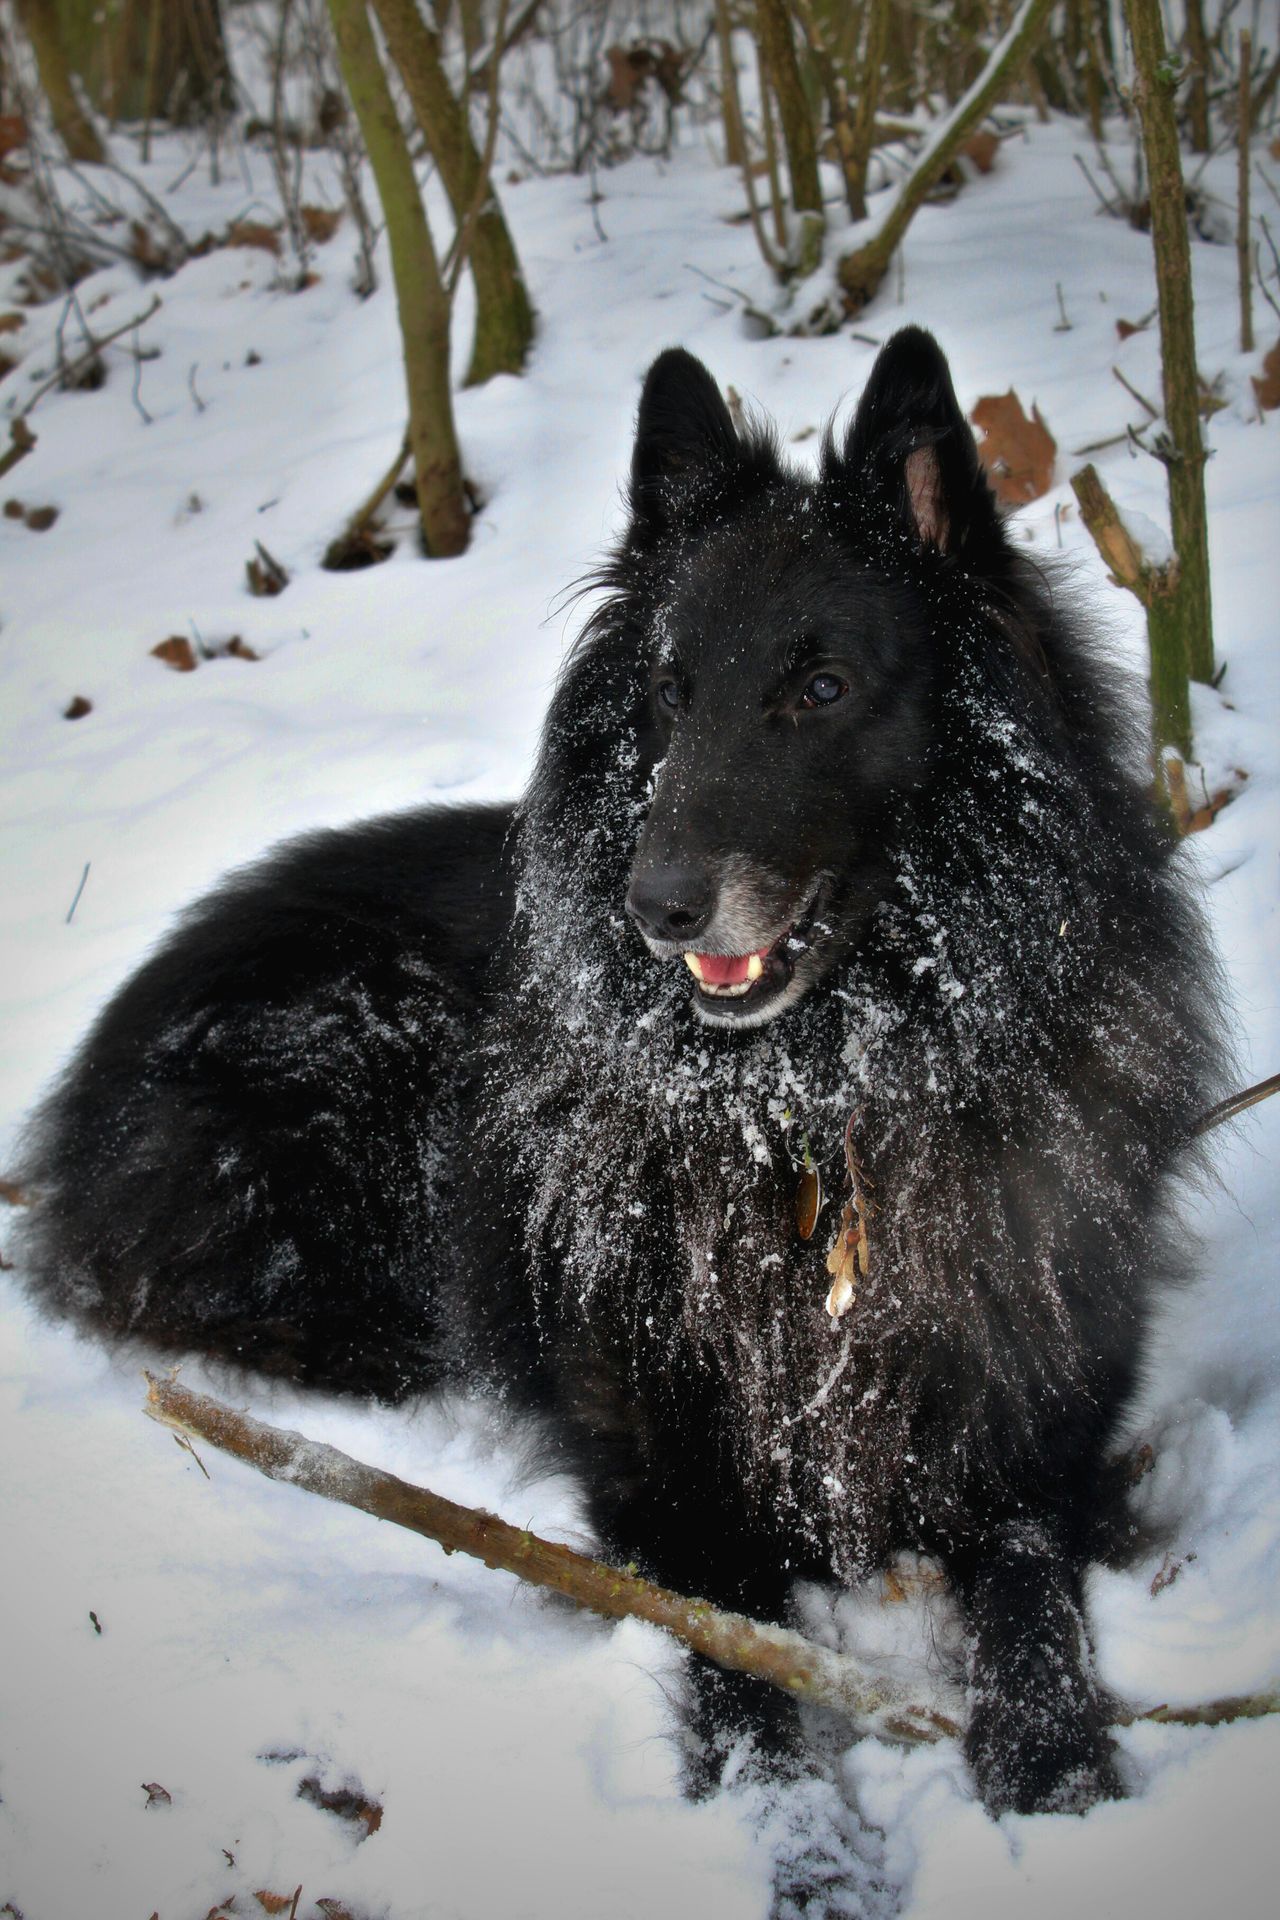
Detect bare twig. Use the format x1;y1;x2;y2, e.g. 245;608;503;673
15;294;163;421
1112;363;1160;418
1193;1071;1280;1136
341;428;412;541
1239;31;1254;354
445;0;511;296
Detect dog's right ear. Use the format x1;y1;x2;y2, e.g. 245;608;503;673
629;349;741;534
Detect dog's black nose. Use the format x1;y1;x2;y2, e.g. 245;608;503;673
625;865;715;944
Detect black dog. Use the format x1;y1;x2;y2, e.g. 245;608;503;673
18;330;1224;1816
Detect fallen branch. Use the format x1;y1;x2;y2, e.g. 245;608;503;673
835;0;1054;314
144;1372;958;1744
143;1375;1278;1746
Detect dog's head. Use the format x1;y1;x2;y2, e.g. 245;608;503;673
618;328;1012;1028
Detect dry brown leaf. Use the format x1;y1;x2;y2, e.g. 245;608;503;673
253;1895;295;1917
141;1781;172;1809
297;1774;383;1840
969;391;1057;504
0;312;24;335
300;204;343;245
0;1179;29;1206
224;221;283;256
1252;338;1280;412
960;129;999;174
1115;315;1151;340
64;695;92;720
152;635;198;672
224;636;261;662
0;116;27;160
24;504;57;532
1165;757;1245;835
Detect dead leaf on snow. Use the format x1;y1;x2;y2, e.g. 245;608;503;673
969;390;1057;504
1252;338;1280;412
959;129;999;174
64;695;92;719
152;635;198;672
224;221;283;256
300;204;343;245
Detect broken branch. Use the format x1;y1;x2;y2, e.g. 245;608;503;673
143;1374;1278;1747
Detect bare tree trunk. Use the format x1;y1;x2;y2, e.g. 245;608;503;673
14;0;105;161
714;0;745;169
756;0;824;269
1183;0;1210;154
1238;29;1253;356
836;0;1054;313
370;0;534;387
54;0;231;127
328;0;469;558
1125;0;1215;686
846;0;890;222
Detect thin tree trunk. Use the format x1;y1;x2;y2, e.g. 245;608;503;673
370;0;534;387
836;0;1054;313
846;0;890;222
14;0;106;162
1238;30;1253;356
1125;0;1215;685
1183;0;1210;154
327;0;469;558
756;0;824;269
714;0;745;169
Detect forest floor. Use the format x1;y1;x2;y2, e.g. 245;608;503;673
1;59;1278;1920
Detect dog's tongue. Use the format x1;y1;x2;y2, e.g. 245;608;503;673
698;952;750;985
685;947;768;986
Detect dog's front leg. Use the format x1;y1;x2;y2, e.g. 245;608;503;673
947;1523;1123;1816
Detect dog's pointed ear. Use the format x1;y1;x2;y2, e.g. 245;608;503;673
840;328;997;557
630;349;741;533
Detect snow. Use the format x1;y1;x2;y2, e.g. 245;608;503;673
2;67;1279;1920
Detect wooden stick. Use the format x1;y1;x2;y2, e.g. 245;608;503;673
143;1375;1278;1745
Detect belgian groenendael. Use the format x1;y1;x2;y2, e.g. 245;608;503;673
17;329;1224;1817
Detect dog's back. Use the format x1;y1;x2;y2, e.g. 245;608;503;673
18;803;514;1397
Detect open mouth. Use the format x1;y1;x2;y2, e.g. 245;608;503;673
681;890;822;1018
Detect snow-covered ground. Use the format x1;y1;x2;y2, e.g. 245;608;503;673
1;80;1278;1920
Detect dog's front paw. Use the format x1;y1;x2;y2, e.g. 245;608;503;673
965;1671;1124;1816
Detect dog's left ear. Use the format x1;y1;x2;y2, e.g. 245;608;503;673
629;348;743;535
839;328;998;558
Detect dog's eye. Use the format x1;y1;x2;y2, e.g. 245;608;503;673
801;673;848;708
656;678;680;712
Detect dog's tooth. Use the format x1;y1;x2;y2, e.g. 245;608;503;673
684;953;704;981
746;953;763;982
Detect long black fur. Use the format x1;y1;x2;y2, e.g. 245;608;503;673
16;331;1226;1818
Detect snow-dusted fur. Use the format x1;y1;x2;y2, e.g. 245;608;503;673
17;332;1225;1817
